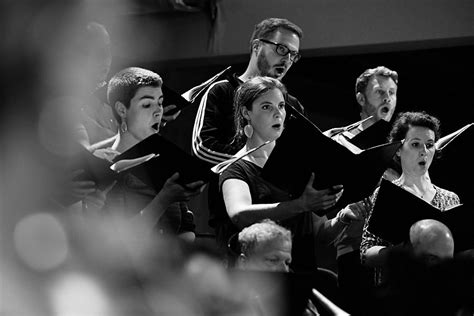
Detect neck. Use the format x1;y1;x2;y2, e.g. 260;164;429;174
239;61;260;82
243;138;275;167
398;173;433;192
112;131;140;153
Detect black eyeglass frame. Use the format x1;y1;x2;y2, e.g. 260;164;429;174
258;38;301;63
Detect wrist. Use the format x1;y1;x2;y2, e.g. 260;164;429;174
294;197;307;214
336;210;352;225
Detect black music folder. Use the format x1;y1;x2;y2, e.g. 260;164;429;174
261;111;401;214
113;133;215;191
367;179;474;252
161;85;193;116
71;146;118;190
347;119;392;149
431;123;474;204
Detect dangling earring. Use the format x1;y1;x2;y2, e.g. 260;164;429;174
244;122;253;138
120;119;128;133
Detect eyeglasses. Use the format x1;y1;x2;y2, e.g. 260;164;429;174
258;38;301;63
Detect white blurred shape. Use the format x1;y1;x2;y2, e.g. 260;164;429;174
49;272;111;316
13;213;68;271
37;96;84;158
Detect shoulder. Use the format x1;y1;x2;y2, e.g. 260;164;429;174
220;160;259;184
433;185;461;207
208;80;235;97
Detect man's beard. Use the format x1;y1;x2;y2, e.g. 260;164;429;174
363;99;394;122
256;52;277;78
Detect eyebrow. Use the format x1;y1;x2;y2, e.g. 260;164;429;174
138;94;157;101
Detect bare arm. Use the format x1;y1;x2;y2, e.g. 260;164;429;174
222;173;343;229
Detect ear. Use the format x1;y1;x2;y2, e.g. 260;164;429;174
114;101;127;119
356;92;365;106
396;147;402;158
241;107;250;120
251;39;260;53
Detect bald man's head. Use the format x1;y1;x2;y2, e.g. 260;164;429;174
409;219;454;264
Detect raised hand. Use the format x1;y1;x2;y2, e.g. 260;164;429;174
160;104;182;127
83;180;117;214
298;173;344;212
159;172;206;205
339;197;371;222
70;169;97;200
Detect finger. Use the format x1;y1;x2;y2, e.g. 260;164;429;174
184;180;205;190
72;188;96;198
70;169;85;179
163;104;177;114
73;180;97;189
166;172;180;183
306;173;315;188
169;110;181;120
102;180;117;194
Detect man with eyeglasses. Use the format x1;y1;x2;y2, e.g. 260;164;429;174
192;17;309;260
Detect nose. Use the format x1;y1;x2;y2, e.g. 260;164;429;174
154;104;163;116
281;262;290;273
419;144;428;154
281;52;292;63
275;107;285;118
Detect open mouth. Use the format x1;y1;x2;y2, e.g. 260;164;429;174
151;122;160;131
272;123;282;129
419;161;426;167
380;106;389;114
274;66;285;75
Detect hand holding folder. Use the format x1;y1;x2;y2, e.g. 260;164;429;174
113;133;215;191
261;110;401;214
367;179;474;252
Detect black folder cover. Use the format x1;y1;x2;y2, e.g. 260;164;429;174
367;179;474;252
161;85;193;116
113;133;215;191
430;123;474;204
261;111;401;213
71;146;118;190
347;119;392;149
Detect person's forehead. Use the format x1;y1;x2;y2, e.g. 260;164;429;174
255;238;291;253
268;29;300;50
368;75;397;88
132;86;163;100
406;126;435;139
253;88;284;104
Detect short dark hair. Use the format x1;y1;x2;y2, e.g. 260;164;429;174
249;18;303;52
238;219;292;257
233;76;287;143
107;67;163;121
355;66;398;95
389;111;442;143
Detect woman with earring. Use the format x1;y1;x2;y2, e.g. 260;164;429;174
361;111;461;286
218;76;362;273
102;67;206;241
